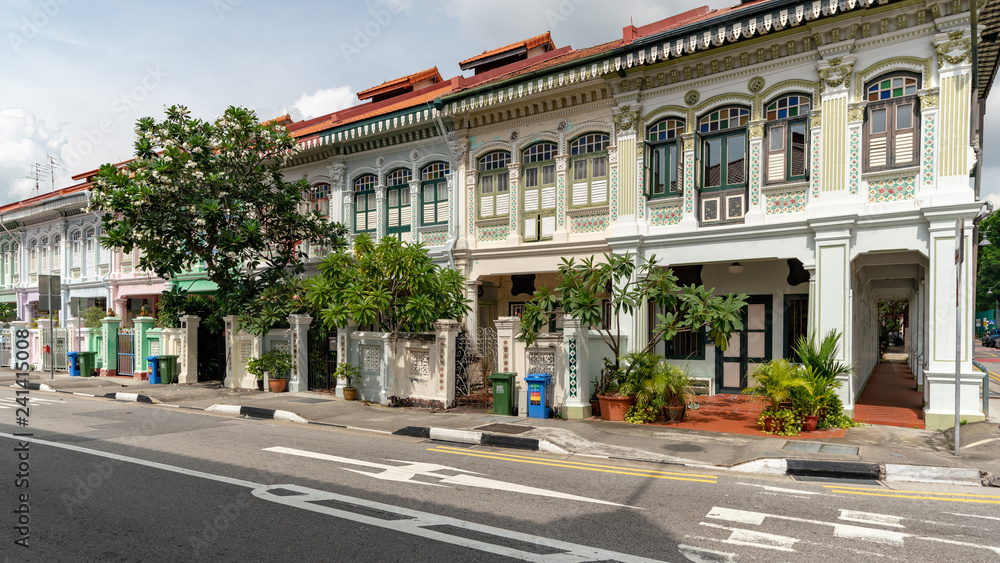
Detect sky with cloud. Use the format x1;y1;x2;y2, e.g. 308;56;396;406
1;0;998;207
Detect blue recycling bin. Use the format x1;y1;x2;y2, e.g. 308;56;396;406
525;373;553;419
67;352;81;377
146;356;161;384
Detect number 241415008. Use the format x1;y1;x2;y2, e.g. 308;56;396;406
13;328;31;371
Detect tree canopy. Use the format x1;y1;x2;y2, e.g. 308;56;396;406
92;105;345;316
305;233;470;334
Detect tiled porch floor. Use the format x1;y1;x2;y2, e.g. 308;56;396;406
853;361;925;429
646;394;848;439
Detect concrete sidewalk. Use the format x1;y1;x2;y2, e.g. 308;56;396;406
5;368;999;487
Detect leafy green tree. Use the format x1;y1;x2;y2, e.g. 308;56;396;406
518;253;747;379
92;105;346;317
0;303;14;323
977;210;1000;312
306;233;470;334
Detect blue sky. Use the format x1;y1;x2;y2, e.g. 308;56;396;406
1;0;998;207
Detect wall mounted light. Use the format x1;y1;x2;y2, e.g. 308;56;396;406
728;262;744;274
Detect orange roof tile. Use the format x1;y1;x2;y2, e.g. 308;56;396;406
0;182;91;214
357;67;443;101
459;31;555;69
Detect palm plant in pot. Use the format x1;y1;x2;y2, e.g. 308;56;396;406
793;368;842;431
656;363;692;423
245;349;293;393
333;361;361;401
742;359;807;435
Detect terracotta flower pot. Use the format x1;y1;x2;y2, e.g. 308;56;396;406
343;387;358;401
763;416;785;433
597;394;635;421
268;379;287;393
802;415;819;432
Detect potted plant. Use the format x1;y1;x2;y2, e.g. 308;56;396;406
599;352;660;422
333;361;361;401
794;369;842;431
656;363;692;423
245;349;293;393
742;359;807;434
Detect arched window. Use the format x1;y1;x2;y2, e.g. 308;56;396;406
420;162;449;227
28;239;37;275
309;183;331;218
569;133;609;208
521;142;557;241
764;95;811;183
85;227;96;276
385;168;412;241
354;174;377;234
40;237;49;275
52;235;61;273
646;118;684;197
70;230;82;278
864;73;919;172
0;243;7;286
478;151;511;219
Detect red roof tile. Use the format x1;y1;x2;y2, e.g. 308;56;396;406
459;31;555;69
357;67;443;101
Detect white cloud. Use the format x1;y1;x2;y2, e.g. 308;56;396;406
0;108;72;205
290;86;356;121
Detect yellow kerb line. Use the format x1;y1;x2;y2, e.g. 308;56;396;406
827;490;1000;504
432;444;717;478
823;485;1000;498
426;448;718;483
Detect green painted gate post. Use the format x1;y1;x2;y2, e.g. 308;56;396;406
133;315;155;379
101;315;121;377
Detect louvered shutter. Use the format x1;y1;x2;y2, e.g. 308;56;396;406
868;107;889;169
766;124;785;183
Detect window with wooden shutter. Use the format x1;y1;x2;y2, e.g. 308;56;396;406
764;95;810;184
646;118;684;198
353;174;377;234
569;133;609;208
385;168;412;242
420;162;449;227
864;73;919;172
521;142;557;241
478;151;511;219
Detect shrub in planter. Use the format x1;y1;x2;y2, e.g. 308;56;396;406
333;362;361;400
758;409;802;436
624;404;659;424
742;359;808;412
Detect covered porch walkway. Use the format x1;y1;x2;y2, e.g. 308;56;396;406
853;360;925;429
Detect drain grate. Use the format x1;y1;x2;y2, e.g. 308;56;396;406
782;441;859;455
288;398;334;404
474;423;533;434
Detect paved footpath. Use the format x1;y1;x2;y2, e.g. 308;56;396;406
3;367;998;487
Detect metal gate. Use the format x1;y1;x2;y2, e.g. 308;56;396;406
41;329;68;371
117;328;135;377
455;327;497;405
307;325;337;391
197;325;226;382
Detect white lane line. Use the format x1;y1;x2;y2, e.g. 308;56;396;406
677;544;737;563
839;510;906;528
0;434;662;562
0;396;63;404
738;482;824;496
698;522;798;552
946;512;1000;522
832;524;906;546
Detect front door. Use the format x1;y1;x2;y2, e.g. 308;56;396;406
717;295;772;393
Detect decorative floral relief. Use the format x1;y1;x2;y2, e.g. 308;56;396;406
438;340;446;392
528;352;555;375
765;189;807;214
240;342;252;364
362;345;380;372
868;176;916;203
409;350;430;379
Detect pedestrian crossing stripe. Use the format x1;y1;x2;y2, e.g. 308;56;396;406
0;396;62;408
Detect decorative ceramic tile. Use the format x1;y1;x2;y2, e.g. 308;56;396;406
570;210;609;233
923;114;935;186
750;143;761;205
477;222;510;242
684;153;694;213
568;338;578;398
362;345;380;372
868;175;915;202
409;350;430;379
557;175;566;226
637;159;645;219
421;229;447;246
765;189;807;214
438;339;446;392
610;166;619;222
649;202;683;226
702;198;720;222
503;339;509;371
810;129;821;198
850;127;860;195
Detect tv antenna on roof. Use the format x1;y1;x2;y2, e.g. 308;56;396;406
26;155;65;195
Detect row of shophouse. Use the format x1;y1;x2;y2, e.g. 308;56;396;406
1;0;996;429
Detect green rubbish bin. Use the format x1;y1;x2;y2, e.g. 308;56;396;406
78;351;98;377
489;372;517;416
158;355;179;384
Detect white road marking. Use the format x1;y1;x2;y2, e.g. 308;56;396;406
699;521;798;552
677;544;737;563
832;524;906;546
945;512;1000;522
738;482;824;496
0;432;664;562
265;446;638;508
962;437;1000;449
839;510;906;528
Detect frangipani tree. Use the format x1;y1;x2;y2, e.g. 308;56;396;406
518;253;747;380
306;234;470;334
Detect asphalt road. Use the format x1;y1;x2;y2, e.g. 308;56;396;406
1;389;999;562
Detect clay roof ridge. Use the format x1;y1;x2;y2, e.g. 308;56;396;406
459;31;554;68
